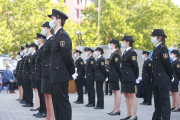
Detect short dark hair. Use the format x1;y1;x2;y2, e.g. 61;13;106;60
61;19;65;27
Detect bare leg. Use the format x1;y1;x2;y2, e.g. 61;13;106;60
112;90;121;112
174;92;180;110
19;86;23;99
44;94;50;120
124;93;132;117
171;92;175;108
33;88;39;109
128;93;138;119
48;94;55;120
18;86;20;99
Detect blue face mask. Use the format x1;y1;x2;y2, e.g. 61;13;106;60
24;49;27;54
8;68;10;71
108;44;112;49
74;54;77;58
41;28;46;36
16;55;19;60
170;55;174;59
151;37;158;44
142;55;145;59
85;52;89;57
94;51;98;56
121;42;126;48
49;20;55;29
20;52;23;56
29;48;33;53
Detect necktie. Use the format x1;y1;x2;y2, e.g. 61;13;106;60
97;58;99;61
54;34;56;36
154;47;157;50
124;50;127;54
45;39;47;42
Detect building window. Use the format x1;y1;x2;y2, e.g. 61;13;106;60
75;9;79;18
75;0;79;5
81;0;86;6
81;10;85;19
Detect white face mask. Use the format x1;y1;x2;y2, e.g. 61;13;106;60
85;52;88;57
142;55;145;59
35;40;39;45
151;37;158;44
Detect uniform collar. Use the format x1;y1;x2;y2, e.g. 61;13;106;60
173;58;177;61
55;27;62;34
88;55;92;59
111;49;117;54
144;57;149;61
32;51;36;55
46;35;53;40
98;55;102;59
155;42;162;47
125;47;132;52
38;44;44;50
18;58;22;61
76;56;80;60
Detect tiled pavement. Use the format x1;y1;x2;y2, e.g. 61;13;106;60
0;90;180;120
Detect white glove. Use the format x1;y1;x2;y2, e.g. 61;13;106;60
171;78;174;82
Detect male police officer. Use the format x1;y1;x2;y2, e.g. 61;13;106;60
48;9;75;120
140;51;152;105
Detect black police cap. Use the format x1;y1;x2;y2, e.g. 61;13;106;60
121;35;134;43
25;43;30;48
42;21;50;28
171;50;179;55
106;59;110;62
109;39;120;46
142;50;150;55
30;43;36;47
84;47;94;53
35;33;46;39
74;49;82;54
20;46;25;50
17;52;20;55
150;29;167;38
48;9;68;21
95;47;104;54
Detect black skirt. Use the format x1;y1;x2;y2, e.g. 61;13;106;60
121;82;135;93
109;81;120;90
17;79;23;86
41;77;51;94
31;81;37;88
169;84;178;92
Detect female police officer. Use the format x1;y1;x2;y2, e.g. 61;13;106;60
150;29;172;120
94;47;106;109
120;35;139;120
107;39;121;115
169;50;180;112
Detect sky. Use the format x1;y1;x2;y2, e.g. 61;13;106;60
171;0;180;7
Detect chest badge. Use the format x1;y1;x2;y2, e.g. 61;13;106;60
115;58;118;62
28;59;30;63
91;61;93;64
101;62;104;66
149;63;151;67
60;41;65;47
177;64;180;68
163;53;168;59
132;56;136;61
81;62;83;65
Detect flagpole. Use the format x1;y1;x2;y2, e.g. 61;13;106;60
97;0;101;46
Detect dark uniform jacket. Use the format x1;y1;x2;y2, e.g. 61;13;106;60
35;45;44;81
152;43;173;86
86;55;95;81
50;28;75;84
142;58;152;81
106;64;109;79
30;52;37;81
121;48;139;82
109;50;121;82
41;36;53;78
171;59;180;85
95;56;106;81
23;54;31;80
75;57;85;80
15;59;23;79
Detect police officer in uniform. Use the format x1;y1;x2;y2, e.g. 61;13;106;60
22;43;33;107
41;21;55;120
73;49;85;104
169;50;180;112
48;9;75;120
84;47;96;107
140;51;152;105
120;35;139;120
150;29;173;120
105;59;112;95
33;33;46;118
94;47;106;109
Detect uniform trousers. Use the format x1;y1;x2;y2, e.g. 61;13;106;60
142;81;147;103
51;81;72;120
36;81;46;113
96;81;104;108
24;80;33;105
105;80;112;95
152;85;171;120
75;79;83;102
22;80;27;102
144;80;152;104
87;80;95;105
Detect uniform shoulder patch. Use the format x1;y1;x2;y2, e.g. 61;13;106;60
177;64;180;68
115;58;118;62
132;56;136;61
149;63;151;67
101;62;104;66
163;53;168;59
28;59;30;63
60;41;65;47
91;61;93;64
81;62;83;65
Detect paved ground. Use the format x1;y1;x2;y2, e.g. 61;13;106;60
0;90;180;120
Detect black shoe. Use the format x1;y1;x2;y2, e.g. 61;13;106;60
73;100;78;103
36;113;46;118
128;116;137;120
109;94;112;96
85;103;89;106
20;100;26;104
144;103;152;105
33;112;40;116
87;104;95;107
76;101;83;104
120;115;132;120
30;107;40;111
171;107;176;111
177;108;180;112
16;99;20;101
139;102;145;105
172;109;179;112
83;92;87;94
93;106;103;109
23;104;33;107
109;111;121;115
107;112;113;114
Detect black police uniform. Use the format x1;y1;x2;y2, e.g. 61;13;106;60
23;53;33;106
151;29;172;120
86;55;96;106
35;43;46;115
48;9;75;120
75;56;85;103
16;57;23;86
30;51;37;88
95;55;106;109
170;59;180;92
105;61;112;95
142;57;152;105
41;35;53;94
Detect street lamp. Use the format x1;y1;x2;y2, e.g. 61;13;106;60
76;30;84;46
